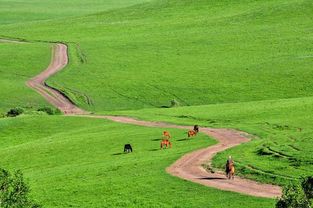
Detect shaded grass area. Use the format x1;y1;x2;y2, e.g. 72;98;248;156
0;116;274;207
0;0;312;111
0;42;52;114
110;96;313;185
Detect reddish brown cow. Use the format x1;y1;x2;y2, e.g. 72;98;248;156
160;139;172;149
163;131;171;139
188;130;197;137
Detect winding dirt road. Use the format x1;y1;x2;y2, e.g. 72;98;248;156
24;42;282;198
27;44;86;115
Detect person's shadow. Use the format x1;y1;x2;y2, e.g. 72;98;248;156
198;177;226;180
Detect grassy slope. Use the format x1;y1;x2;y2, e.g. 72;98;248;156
0;116;273;207
0;0;152;24
111;96;313;185
0;0;312;206
0;0;312;111
0;42;52;114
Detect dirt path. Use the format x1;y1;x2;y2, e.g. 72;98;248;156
84;115;282;198
27;44;86;114
24;42;281;198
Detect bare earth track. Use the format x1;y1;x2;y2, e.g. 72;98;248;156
6;40;282;198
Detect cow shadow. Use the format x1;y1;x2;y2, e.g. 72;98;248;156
112;152;124;156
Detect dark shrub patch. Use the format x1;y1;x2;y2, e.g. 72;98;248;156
276;183;311;208
37;107;61;115
302;176;313;200
0;168;41;207
6;107;24;117
170;99;180;107
276;177;313;208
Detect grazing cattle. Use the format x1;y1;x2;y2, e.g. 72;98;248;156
188;130;197;137
124;144;133;153
163;131;171;139
193;125;199;133
160;139;172;149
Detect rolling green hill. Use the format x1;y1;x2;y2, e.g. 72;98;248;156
0;0;152;24
0;116;274;207
1;0;312;207
114;96;313;185
0;42;51;114
1;0;312;111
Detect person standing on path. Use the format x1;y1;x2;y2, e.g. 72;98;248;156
225;156;234;176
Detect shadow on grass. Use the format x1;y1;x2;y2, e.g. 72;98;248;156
112;152;124;156
149;148;160;151
176;138;188;141
151;138;161;141
198;177;226;180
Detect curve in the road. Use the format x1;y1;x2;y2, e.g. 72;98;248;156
9;40;282;198
26;44;86;115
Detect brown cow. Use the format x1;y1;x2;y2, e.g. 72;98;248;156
163;131;171;139
160;139;172;149
188;130;197;137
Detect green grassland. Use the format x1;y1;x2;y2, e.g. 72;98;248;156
1;0;313;207
1;0;312;111
0;42;52;114
112;96;313;185
0;0;152;24
0;116;274;207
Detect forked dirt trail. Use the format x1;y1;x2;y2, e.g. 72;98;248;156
24;42;281;198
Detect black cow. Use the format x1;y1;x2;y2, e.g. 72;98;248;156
124;144;133;153
193;125;199;133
